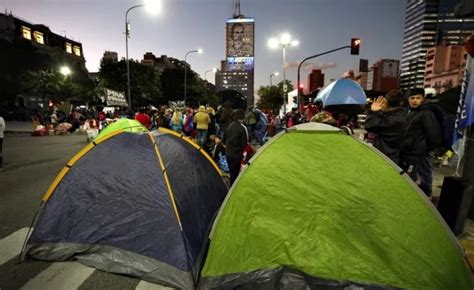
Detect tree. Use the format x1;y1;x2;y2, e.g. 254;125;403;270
256;80;294;112
0;38;52;107
99;59;162;107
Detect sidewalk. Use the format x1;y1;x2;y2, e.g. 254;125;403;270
3;121;34;134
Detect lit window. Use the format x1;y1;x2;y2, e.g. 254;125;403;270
73;46;81;56
65;43;72;53
22;26;32;40
33;31;44;44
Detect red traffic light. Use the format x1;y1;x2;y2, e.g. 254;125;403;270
351;38;361;55
299;83;304;89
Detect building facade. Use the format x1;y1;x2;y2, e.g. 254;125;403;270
400;0;474;90
307;69;325;93
102;51;118;63
140;52;187;73
367;59;400;92
424;44;467;93
0;12;86;70
215;2;255;107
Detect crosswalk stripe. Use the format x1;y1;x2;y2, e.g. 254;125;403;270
0;227;30;265
135;280;174;290
21;262;95;290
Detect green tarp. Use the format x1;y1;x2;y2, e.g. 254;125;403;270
94;118;147;142
202;124;472;289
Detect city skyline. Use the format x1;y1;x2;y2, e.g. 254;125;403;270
2;0;406;94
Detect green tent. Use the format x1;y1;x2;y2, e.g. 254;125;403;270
94;118;147;142
201;123;472;289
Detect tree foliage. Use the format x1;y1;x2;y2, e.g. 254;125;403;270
99;59;162;107
0;37;94;108
256;80;294;112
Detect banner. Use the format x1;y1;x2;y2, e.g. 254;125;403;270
101;89;128;107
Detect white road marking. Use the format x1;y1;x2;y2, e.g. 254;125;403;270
21;262;95;290
0;227;30;264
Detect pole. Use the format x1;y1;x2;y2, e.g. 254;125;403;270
184;56;188;106
204;70;211;104
270;74;274;86
184;50;198;106
296;45;350;111
125;5;143;111
282;45;287;115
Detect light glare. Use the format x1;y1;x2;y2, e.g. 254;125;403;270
144;0;162;15
60;66;71;76
197;48;203;54
291;40;299;47
268;38;279;49
280;33;291;45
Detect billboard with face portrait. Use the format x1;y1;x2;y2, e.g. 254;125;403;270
226;18;254;58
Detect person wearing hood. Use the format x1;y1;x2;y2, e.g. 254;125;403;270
365;90;407;164
194;105;211;146
399;88;442;196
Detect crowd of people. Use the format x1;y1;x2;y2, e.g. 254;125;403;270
4;87;452;194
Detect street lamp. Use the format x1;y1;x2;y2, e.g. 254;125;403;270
125;0;161;110
268;33;299;115
270;71;279;86
184;48;203;106
204;68;217;102
60;66;71;77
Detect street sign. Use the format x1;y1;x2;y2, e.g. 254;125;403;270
283;84;288;93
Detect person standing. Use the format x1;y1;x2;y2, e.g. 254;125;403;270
194;106;211;146
0;114;5;170
365;90;407;164
135;108;151;130
400;88;442;196
224;109;248;185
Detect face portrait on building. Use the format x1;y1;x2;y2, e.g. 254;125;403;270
226;21;254;58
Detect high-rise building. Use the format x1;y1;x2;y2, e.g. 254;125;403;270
424;44;467;93
400;0;474;90
307;69;325;93
367;59;400;92
216;0;255;107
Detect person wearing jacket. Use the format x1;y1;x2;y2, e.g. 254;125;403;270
224;109;248;185
365;90;407;164
194;106;211;146
399;88;442;196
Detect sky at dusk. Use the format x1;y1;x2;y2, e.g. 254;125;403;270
2;0;406;93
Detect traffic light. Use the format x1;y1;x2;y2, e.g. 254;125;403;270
298;83;304;95
351;38;361;55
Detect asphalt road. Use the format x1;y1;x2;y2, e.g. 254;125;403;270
0;133;170;290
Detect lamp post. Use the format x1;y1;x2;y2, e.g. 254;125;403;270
204;68;217;102
60;66;71;77
268;33;299;115
125;0;161;110
270;71;279;86
184;48;203;106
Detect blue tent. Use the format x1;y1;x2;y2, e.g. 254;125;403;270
22;128;228;288
316;78;367;106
